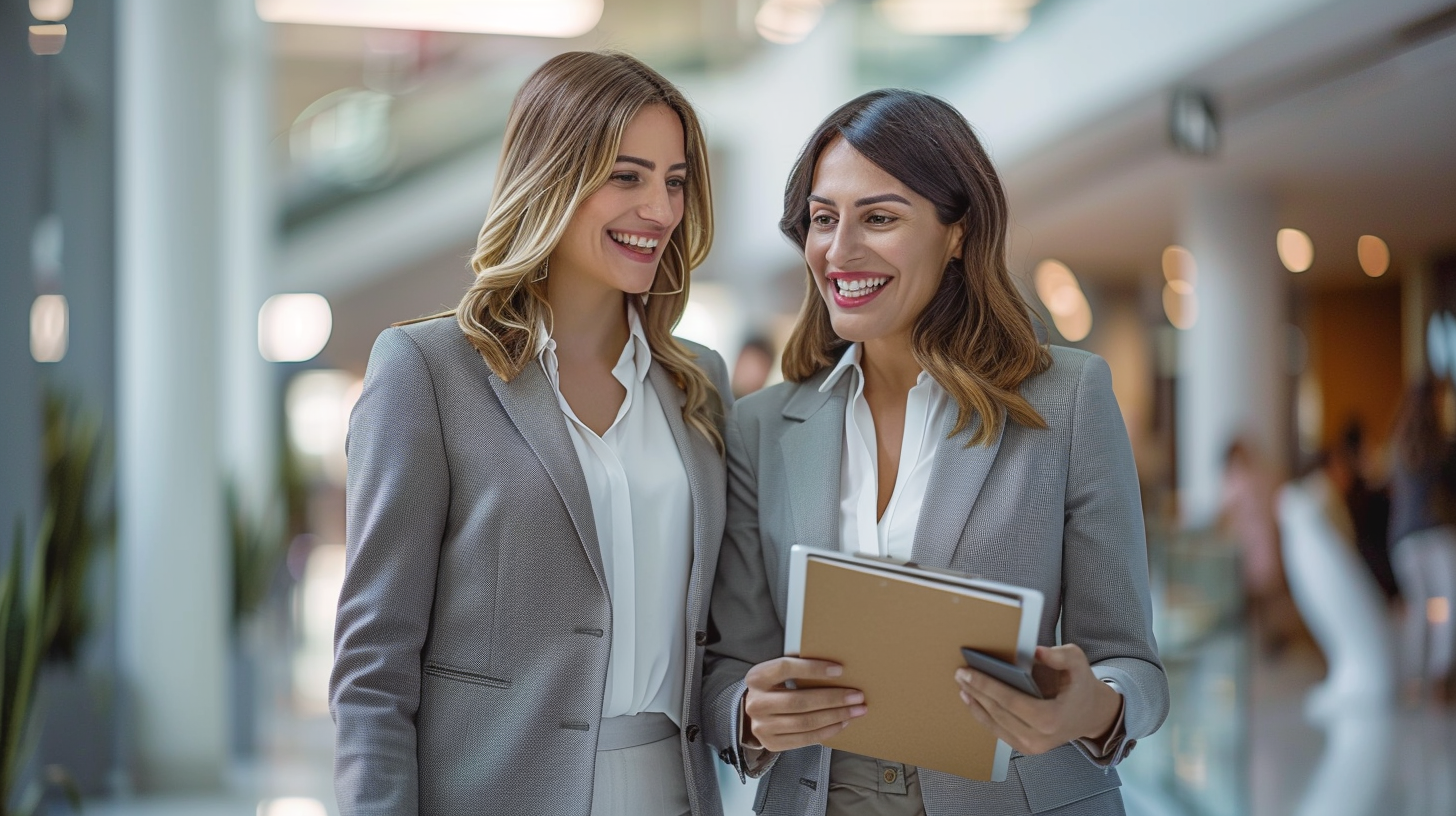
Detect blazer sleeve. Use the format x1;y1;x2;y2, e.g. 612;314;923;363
1061;354;1169;759
700;347;736;419
330;328;450;816
703;407;783;780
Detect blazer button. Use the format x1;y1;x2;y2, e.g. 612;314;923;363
719;747;735;765
695;630;707;646
685;724;700;743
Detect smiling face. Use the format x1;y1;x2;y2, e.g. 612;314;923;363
549;104;688;298
805;137;964;348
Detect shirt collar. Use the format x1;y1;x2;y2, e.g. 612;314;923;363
820;342;863;394
537;302;653;384
819;342;936;394
624;304;653;383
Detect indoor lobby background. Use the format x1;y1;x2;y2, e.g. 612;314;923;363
2;0;1454;814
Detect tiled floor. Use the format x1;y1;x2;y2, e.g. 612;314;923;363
1247;644;1456;816
80;634;1456;816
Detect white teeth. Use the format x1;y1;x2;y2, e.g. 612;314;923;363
610;231;658;250
834;277;888;297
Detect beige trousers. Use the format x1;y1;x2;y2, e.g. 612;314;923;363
590;713;691;816
827;751;926;816
826;750;1127;816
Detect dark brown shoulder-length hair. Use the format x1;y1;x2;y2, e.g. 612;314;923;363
780;89;1051;446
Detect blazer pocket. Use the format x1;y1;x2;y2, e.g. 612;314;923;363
423;661;512;690
1013;744;1121;813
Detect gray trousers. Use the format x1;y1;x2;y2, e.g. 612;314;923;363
1393;528;1456;683
591;713;691;816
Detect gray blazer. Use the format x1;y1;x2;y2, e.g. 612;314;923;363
702;346;1168;816
331;316;731;816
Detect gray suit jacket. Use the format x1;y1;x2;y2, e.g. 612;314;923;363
331;316;731;816
702;346;1167;816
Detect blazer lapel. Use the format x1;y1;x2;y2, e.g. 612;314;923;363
781;370;846;557
910;409;1006;569
646;363;724;577
486;362;606;593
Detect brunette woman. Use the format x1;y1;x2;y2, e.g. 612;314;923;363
703;90;1167;816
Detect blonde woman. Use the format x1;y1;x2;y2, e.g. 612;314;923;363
331;52;731;816
704;90;1166;815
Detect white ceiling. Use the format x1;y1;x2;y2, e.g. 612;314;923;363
1002;0;1456;290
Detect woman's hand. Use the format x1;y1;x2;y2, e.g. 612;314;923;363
743;657;867;752
954;644;1122;756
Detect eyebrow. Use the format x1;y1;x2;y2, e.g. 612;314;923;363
617;155;689;172
808;193;912;207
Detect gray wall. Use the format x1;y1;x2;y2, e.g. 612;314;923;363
0;0;44;547
33;0;122;797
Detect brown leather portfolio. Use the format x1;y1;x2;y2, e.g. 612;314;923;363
785;548;1041;782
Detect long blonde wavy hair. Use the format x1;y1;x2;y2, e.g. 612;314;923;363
780;90;1051;447
444;51;721;451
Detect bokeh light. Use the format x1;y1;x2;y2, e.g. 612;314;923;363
255;0;603;37
257;798;328;816
1277;228;1314;273
1034;259;1093;342
755;0;827;44
1163;283;1198;330
28;24;66;55
259;293;332;363
878;0;1035;37
1357;234;1389;277
29;0;72;21
1162;245;1197;287
30;294;68;363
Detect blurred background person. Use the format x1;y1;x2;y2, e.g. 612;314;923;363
1389;378;1456;702
1336;421;1398;601
730;335;776;398
1220;437;1298;655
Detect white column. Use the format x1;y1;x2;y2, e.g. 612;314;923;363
117;0;228;791
220;0;278;516
1177;184;1290;528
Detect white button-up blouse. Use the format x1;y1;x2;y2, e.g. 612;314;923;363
538;306;693;725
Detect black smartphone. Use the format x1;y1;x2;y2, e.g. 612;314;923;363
960;648;1044;699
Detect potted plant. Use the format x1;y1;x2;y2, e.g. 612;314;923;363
1;515;78;816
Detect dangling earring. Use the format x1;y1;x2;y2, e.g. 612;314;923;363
650;242;686;297
532;257;549;283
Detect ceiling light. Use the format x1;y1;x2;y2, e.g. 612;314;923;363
255;0;604;38
1052;294;1092;342
1277;228;1313;273
1161;245;1197;287
756;0;826;45
1357;235;1389;277
1033;259;1092;342
28;24;65;55
29;0;72;21
30;294;68;363
1162;284;1197;330
259;293;332;363
877;0;1035;37
259;798;329;816
1032;259;1076;306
